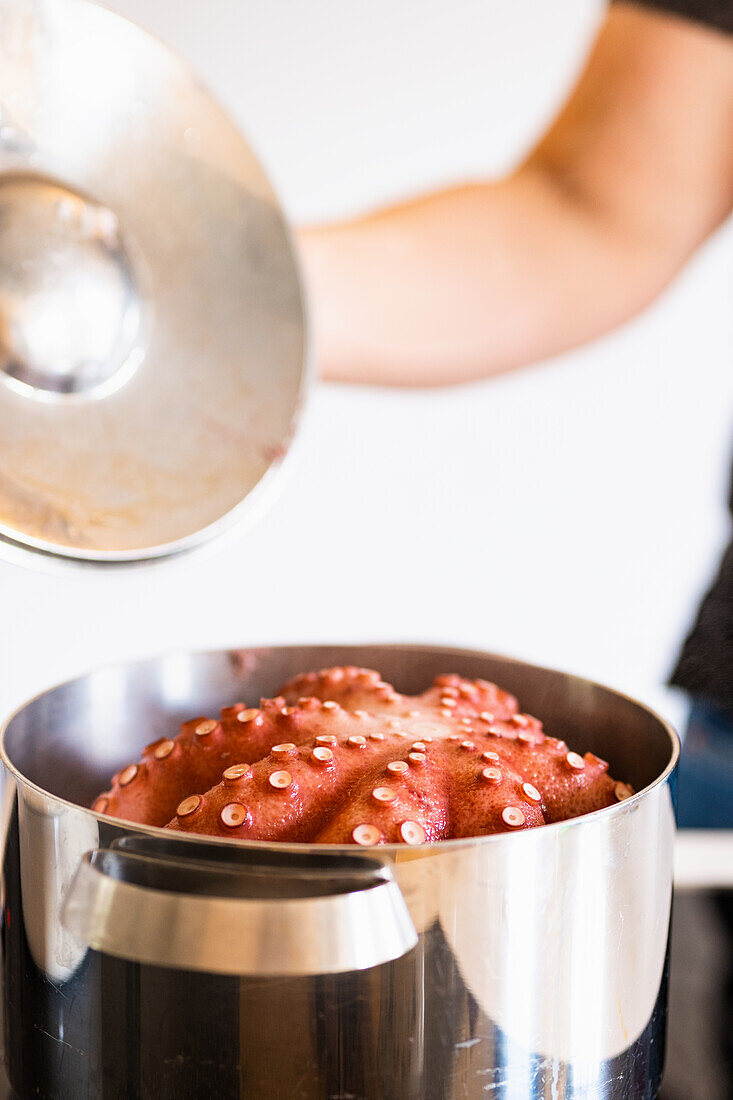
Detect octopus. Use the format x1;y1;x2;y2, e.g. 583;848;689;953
92;666;634;846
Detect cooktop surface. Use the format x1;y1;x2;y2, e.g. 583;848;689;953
659;889;733;1099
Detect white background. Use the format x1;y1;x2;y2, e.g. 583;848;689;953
2;0;732;732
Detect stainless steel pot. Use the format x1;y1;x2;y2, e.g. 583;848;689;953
0;644;679;1099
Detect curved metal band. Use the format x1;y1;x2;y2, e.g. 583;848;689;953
61;847;418;977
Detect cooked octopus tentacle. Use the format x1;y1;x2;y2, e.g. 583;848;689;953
93;667;627;842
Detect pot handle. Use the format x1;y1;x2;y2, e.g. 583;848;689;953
61;844;418;977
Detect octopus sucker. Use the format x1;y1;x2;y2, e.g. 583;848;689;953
93;666;631;843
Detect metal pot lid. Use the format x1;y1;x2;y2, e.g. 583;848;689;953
0;0;308;563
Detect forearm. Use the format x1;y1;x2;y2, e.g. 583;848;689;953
299;171;672;387
299;3;733;387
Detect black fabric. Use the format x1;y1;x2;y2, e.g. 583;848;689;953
616;0;733;34
672;469;733;717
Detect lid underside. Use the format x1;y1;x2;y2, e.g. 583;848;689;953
0;0;307;561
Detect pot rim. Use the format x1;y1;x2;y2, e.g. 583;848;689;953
0;641;681;858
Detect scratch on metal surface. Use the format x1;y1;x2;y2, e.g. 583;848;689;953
454;1037;481;1050
617;991;629;1043
32;1024;77;1053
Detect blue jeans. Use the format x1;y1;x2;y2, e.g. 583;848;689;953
676;700;733;829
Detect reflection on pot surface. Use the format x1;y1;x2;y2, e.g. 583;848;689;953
1;644;678;1099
